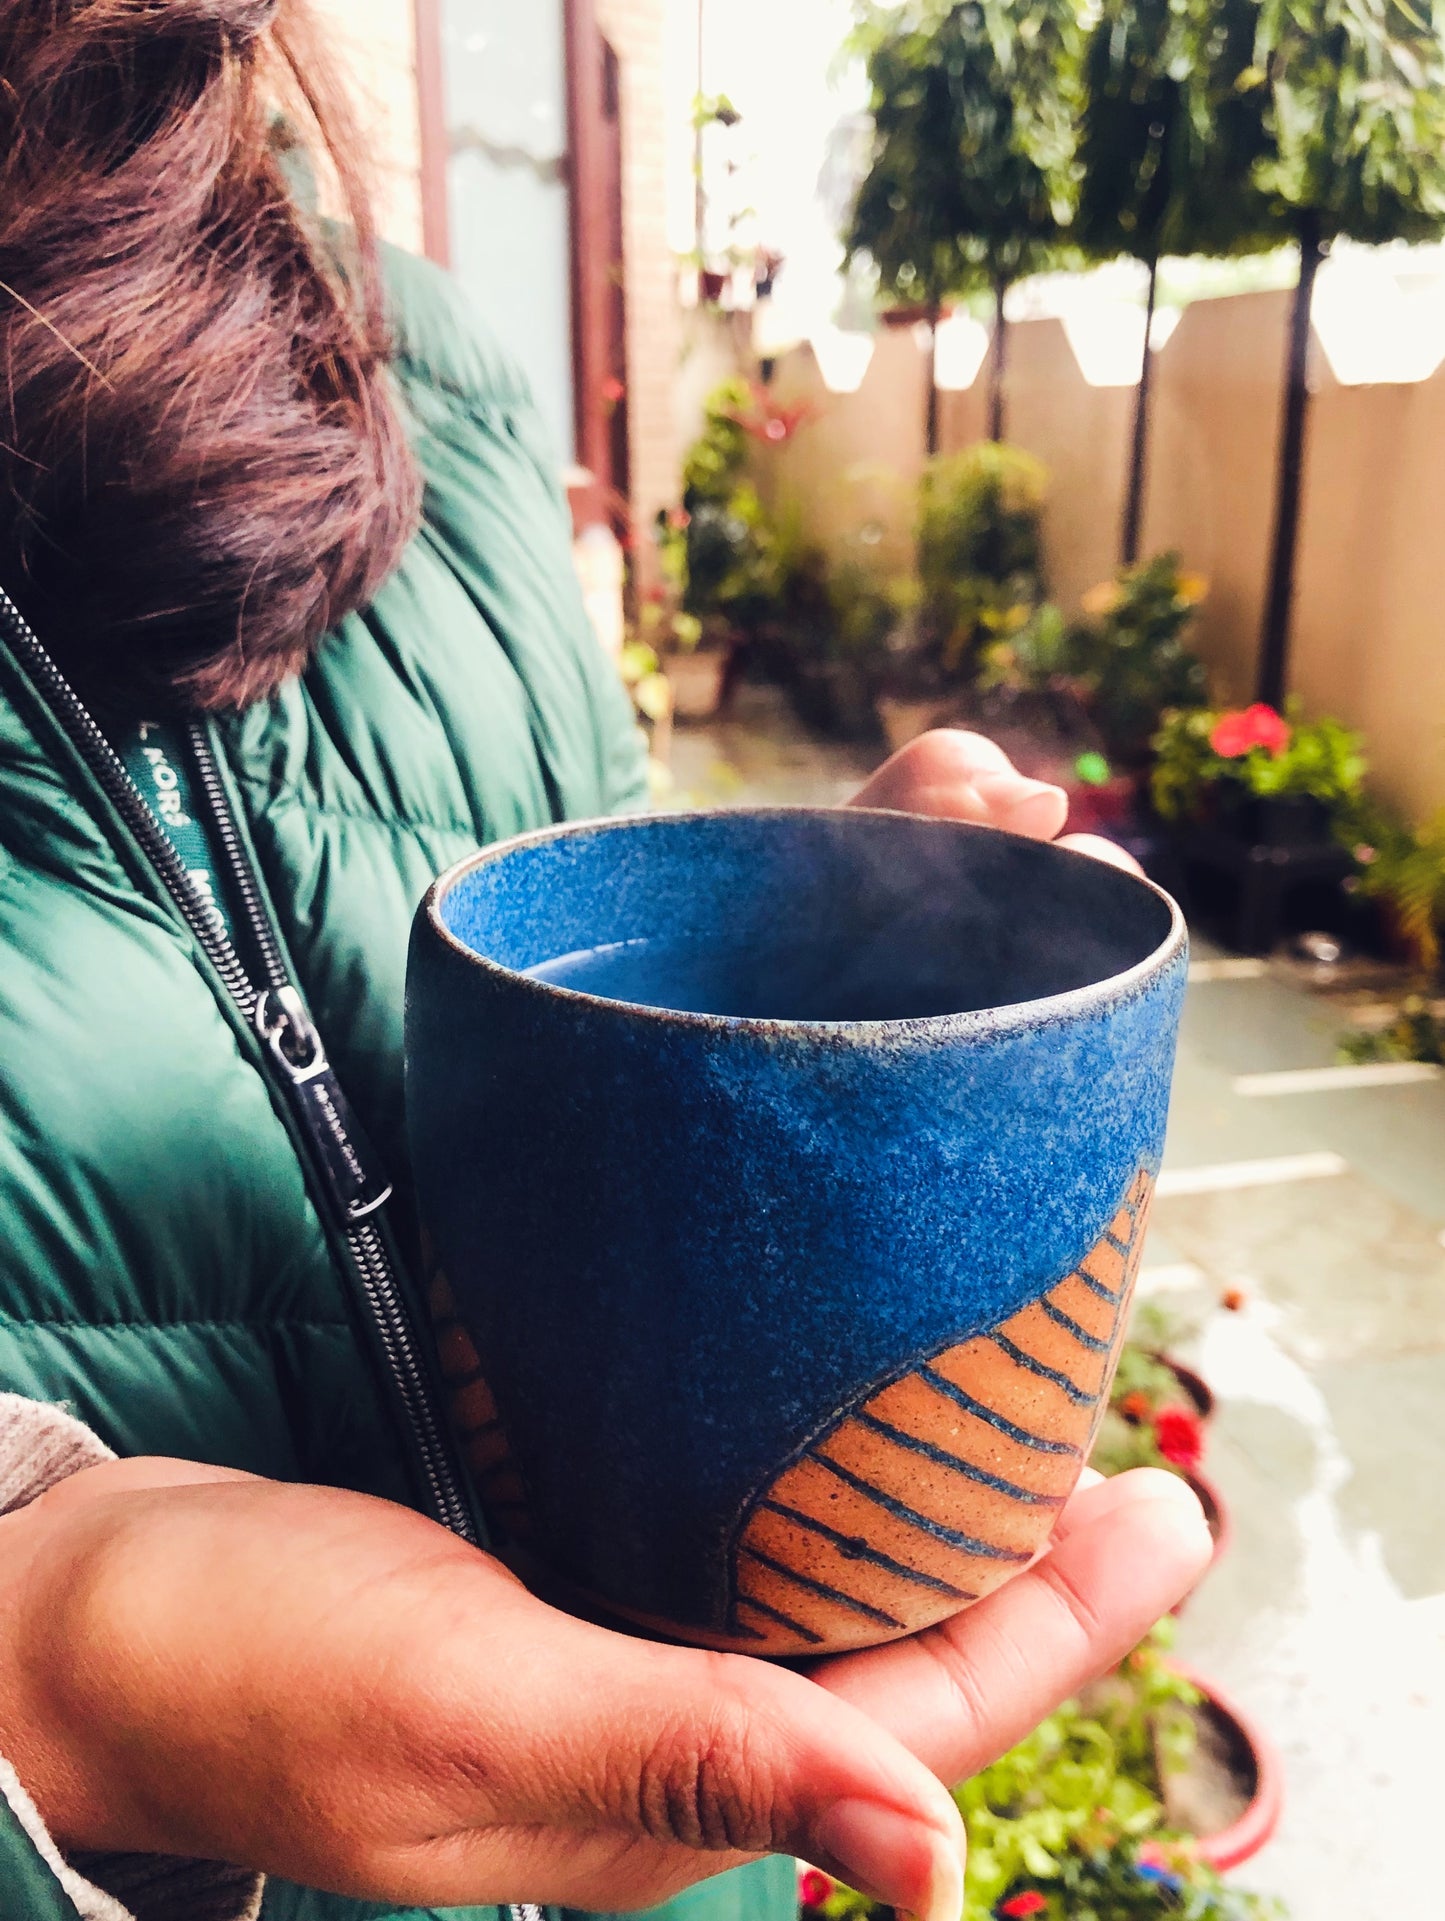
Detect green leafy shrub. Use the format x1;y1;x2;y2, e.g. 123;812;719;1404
892;444;1048;695
1151;704;1367;823
1341;801;1445;977
1339;996;1445;1068
664;378;781;635
806;1627;1281;1921
1071;555;1210;764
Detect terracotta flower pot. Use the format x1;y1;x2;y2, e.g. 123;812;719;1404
879;303;954;330
1163;1665;1284;1872
665;646;730;723
876;693;948;755
1151;1351;1216;1425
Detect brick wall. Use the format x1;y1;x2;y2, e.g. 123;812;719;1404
597;0;684;568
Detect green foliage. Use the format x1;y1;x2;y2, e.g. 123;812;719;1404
975;554;1209;762
1075;0;1187;265
682;377;754;504
827;562;916;674
956;1627;1201;1918
811;1626;1284;1921
1032;1838;1287;1918
976;600;1073;695
1151;705;1367;821
1095;1313;1201;1478
1339;994;1445;1066
1251;0;1445;246
1340;800;1445;975
894;444;1048;692
1112;1341;1194;1415
1092;1406;1172;1477
845;1;1078;308
1071;554;1211;763
956;1705;1163;1915
1150;710;1230;821
673;379;781;632
1169;0;1280;258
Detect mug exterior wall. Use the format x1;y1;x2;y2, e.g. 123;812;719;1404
406;816;1187;1654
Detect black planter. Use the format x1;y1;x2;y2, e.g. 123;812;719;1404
788;659;881;744
1173;790;1355;955
1220;790;1334;848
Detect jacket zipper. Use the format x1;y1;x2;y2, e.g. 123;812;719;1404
0;584;476;1546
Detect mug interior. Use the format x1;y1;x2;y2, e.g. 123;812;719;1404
436;809;1177;1024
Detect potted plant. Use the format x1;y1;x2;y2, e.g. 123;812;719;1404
876;445;1049;751
1090;1388;1230;1609
1070;555;1211;772
768;545;892;745
1341;802;1445;977
1151;704;1367;845
799;1627;1284;1921
656;378;791;719
1339;994;1445;1069
1111;1302;1217;1426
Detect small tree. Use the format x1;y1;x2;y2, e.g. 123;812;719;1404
1246;0;1445;706
1076;0;1183;566
1077;0;1277;566
846;9;973;454
846;1;1076;450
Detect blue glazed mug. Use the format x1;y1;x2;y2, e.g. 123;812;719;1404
406;808;1187;1656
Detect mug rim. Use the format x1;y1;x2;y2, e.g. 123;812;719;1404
421;806;1189;1042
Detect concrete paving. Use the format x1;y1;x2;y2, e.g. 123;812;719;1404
672;687;1445;1921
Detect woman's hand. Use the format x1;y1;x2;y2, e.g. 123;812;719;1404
850;730;1141;873
0;1456;1207;1916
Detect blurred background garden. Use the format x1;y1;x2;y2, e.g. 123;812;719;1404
323;1;1443;1915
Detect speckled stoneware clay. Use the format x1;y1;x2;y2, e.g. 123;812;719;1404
405;808;1187;1656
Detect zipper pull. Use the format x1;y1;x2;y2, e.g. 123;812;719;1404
255;987;394;1226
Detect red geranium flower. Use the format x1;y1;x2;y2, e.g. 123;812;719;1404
799;1869;833;1909
1210;704;1292;759
999;1894;1048;1918
1154;1403;1205;1472
726;381;815;444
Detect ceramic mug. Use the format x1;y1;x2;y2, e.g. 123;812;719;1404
405;808;1187;1656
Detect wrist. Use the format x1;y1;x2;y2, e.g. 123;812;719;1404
0;1498;107;1854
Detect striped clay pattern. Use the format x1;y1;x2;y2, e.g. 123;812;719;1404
723;1169;1155;1655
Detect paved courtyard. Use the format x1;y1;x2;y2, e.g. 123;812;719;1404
671;686;1445;1921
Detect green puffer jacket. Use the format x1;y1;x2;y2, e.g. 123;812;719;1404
0;246;794;1921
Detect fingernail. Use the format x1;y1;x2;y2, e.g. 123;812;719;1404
974;771;1068;835
810;1800;965;1921
1143;1480;1214;1560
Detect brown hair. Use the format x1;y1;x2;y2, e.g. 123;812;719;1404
0;0;420;712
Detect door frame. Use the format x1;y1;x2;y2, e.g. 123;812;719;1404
412;0;623;525
413;0;450;267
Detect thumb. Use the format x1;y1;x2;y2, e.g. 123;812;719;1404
427;1593;967;1919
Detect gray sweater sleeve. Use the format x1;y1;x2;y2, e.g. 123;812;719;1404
0;1395;264;1921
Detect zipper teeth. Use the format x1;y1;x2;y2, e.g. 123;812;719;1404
0;584;476;1548
0;587;259;1016
351;1222;476;1540
181;719;474;1544
186;720;290;993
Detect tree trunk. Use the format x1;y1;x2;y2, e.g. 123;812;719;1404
989;280;1008;442
1258;213;1324;709
926;300;941;457
1121;256;1159;568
